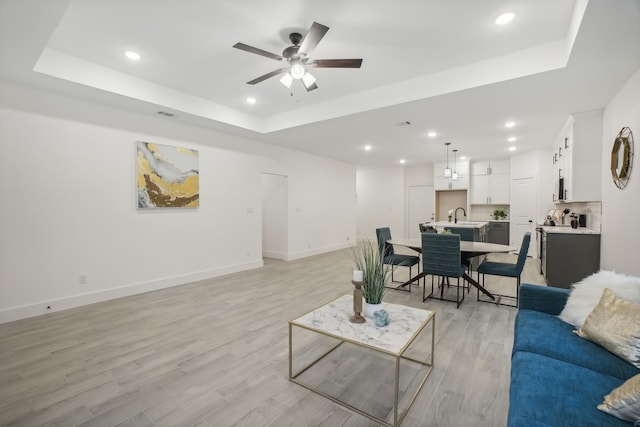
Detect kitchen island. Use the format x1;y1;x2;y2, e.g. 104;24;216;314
429;220;489;231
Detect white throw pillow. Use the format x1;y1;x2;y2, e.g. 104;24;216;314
558;270;640;327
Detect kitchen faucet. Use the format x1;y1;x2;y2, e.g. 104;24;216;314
454;207;467;224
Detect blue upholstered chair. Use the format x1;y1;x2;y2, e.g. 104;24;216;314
375;227;421;292
476;232;531;307
443;226;473;286
421;232;467;308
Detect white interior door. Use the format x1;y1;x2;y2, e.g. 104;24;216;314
408;185;434;239
510;177;537;256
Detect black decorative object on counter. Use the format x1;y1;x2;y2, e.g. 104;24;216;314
570;213;579;229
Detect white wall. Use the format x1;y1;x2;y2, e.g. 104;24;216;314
260;174;287;259
0;81;356;322
600;67;640;275
278;148;356;260
404;164;434;187
356;166;405;240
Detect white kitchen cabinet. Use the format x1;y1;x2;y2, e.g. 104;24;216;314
471;159;509;176
470;159;510;204
434;161;469;190
552;111;602;203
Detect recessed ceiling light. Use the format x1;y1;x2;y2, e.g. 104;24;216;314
246;97;256;104
427;131;437;138
495;12;515;25
509;146;517;152
508;136;516;142
460;156;467;160
399;159;406;164
364;145;372;151
505;121;516;128
125;50;141;61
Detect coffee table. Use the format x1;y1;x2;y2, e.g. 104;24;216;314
289;294;435;426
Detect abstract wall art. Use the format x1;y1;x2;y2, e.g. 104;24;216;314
136;141;199;209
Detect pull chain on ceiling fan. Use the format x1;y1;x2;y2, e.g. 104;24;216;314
233;22;363;92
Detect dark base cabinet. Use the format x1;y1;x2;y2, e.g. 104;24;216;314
487;221;509;245
544;233;600;289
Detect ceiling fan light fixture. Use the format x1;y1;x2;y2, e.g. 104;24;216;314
302;72;316;88
290;63;305;80
280;73;293;88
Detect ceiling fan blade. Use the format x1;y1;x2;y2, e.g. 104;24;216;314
305;82;318;92
298;22;329;57
246;68;288;85
233;42;283;61
308;59;363;68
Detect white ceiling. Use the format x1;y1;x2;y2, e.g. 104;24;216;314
1;0;639;166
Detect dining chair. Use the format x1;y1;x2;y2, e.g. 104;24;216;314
476;232;531;307
421;232;468;308
443;226;473;287
375;227;421;292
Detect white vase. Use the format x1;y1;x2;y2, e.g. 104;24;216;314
364;302;383;318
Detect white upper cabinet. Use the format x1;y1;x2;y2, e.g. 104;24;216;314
470;159;510;204
552;111;602;203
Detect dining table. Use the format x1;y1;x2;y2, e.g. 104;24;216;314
387;238;517;301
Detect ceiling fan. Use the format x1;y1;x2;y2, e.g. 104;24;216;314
233;22;363;92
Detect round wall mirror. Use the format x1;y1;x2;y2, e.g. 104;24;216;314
611;127;634;189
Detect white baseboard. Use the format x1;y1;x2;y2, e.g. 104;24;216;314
0;259;264;325
261;250;287;260
286;241;351;261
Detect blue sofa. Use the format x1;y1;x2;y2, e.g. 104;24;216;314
509;284;640;427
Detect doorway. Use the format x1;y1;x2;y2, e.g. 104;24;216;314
261;173;288;260
408;185;435;239
510;177;537;256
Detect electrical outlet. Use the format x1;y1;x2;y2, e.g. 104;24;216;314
79;274;88;285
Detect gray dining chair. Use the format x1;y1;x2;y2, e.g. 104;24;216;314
443;226;473;286
476;232;531;307
375;227;421;292
421;232;468;308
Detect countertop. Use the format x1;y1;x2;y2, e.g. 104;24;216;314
539;225;599;235
430;221;488;229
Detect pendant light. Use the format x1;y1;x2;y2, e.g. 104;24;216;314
452;149;459;181
444;142;452;177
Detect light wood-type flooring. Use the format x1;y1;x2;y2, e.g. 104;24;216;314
0;248;545;426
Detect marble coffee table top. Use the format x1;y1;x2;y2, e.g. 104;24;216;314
290;294;434;355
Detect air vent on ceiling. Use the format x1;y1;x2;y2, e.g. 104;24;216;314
157;111;175;117
395;121;411;127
